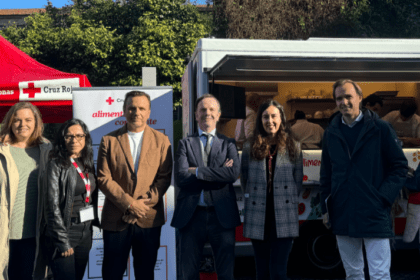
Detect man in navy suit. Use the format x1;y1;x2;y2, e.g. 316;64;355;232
172;93;241;280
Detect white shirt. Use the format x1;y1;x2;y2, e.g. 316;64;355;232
341;111;363;128
128;130;144;173
235;107;256;142
197;127;216;206
198;128;216;149
382;110;420;138
291;119;324;149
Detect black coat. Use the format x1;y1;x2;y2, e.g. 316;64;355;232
320;109;408;238
44;159;99;253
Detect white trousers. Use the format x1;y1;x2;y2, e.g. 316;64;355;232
403;203;420;243
336;235;391;280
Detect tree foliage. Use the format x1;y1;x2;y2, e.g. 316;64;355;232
352;0;420;38
212;0;420;39
1;0;211;104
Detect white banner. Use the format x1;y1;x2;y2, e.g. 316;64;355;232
73;87;175;280
19;78;79;101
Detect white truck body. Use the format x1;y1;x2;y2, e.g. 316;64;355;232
182;38;420;275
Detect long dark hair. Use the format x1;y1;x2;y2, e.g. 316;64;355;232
250;100;299;161
50;119;95;173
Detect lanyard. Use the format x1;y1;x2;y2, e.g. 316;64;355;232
70;157;91;203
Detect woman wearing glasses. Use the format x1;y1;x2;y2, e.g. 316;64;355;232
43;119;98;280
240;100;303;280
0;102;51;280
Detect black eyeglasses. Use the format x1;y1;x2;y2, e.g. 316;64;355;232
64;134;86;141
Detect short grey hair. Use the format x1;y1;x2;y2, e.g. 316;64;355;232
195;93;222;113
332;79;363;100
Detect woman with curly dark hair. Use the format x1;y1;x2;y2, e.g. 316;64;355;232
43;118;98;280
240;100;303;280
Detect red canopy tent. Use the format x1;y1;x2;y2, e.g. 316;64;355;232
0;35;91;123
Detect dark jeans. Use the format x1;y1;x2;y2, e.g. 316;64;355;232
251;218;293;280
102;224;162;280
8;237;37;280
178;206;236;280
45;222;92;280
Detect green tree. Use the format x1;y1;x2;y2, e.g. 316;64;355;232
353;0;420;38
211;0;368;39
211;0;420;39
1;0;211;104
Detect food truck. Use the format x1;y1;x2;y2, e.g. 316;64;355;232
181;37;420;276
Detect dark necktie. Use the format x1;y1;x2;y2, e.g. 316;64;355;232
202;133;213;205
204;133;211;156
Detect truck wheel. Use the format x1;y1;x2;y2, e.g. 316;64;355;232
289;221;345;278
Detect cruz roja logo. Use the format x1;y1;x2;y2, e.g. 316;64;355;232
23;83;41;98
22;83;73;98
106;97;115;105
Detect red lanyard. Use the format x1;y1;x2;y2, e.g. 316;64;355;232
70;158;91;203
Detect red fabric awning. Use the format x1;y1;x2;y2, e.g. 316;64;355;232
0;101;73;123
0;35;91;123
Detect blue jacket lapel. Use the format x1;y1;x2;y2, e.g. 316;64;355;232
208;134;222;167
190;132;204;167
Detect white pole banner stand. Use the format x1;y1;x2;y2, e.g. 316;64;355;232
72;86;175;280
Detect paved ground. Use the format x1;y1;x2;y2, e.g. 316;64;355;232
233;249;420;280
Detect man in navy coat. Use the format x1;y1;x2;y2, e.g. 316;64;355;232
320;79;407;280
172;93;241;280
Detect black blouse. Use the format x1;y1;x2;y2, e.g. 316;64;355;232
264;145;277;240
71;158;96;218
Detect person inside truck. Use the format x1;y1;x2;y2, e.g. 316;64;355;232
382;99;420;147
362;94;383;116
240;100;303;280
320;79;407;280
402;162;420;243
291;110;324;149
235;93;263;149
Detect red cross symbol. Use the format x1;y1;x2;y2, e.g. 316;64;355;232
22;83;41;98
106;97;115;105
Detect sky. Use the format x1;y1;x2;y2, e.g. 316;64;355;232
0;0;207;9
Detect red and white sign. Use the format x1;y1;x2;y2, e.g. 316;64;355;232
302;150;323;184
105;97;115;105
19;78;79;101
